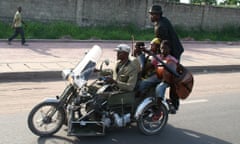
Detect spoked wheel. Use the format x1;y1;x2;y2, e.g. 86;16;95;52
137;102;168;135
27;102;65;137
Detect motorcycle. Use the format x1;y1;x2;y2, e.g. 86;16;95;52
27;45;171;137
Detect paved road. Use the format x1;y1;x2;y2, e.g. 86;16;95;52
0;73;239;144
0;40;240;81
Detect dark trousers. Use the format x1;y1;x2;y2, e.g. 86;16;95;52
169;86;179;110
8;27;25;44
169;57;181;110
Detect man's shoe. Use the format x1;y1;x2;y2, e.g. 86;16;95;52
166;99;177;114
22;43;28;46
169;105;177;114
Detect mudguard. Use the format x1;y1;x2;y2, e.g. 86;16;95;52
134;97;169;120
135;97;154;120
42;98;60;103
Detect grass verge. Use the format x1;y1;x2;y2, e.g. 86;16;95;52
1;21;239;41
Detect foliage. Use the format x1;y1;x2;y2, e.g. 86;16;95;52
190;0;240;6
220;0;240;5
190;0;217;5
0;21;239;41
175;25;240;41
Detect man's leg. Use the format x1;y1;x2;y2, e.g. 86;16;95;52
169;85;179;110
155;82;168;100
136;75;160;97
19;27;26;45
8;28;19;44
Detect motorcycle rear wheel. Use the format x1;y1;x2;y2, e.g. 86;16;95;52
27;102;65;137
137;102;168;135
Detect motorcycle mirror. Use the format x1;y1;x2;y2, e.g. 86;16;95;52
104;59;109;66
99;59;109;71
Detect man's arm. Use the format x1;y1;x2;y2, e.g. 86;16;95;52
11;14;17;28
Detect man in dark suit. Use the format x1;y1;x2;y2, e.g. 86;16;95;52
149;5;184;112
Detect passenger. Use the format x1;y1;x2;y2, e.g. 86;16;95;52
148;5;185;110
154;40;179;114
136;38;162;97
105;44;141;91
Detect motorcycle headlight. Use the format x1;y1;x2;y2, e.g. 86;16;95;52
67;75;74;84
73;75;87;88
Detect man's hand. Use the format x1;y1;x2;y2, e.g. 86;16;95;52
94;68;100;72
134;46;147;56
105;76;117;84
22;21;27;28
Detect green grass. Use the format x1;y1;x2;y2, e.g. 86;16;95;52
176;26;240;41
0;21;239;41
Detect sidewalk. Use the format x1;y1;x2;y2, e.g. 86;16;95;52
0;40;240;82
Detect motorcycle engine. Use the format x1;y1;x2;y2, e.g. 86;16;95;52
101;112;131;128
113;113;131;127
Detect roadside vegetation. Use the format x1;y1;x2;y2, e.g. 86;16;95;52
0;21;239;41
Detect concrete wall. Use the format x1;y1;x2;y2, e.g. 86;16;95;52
0;0;239;30
161;2;240;29
76;0;148;27
0;0;77;22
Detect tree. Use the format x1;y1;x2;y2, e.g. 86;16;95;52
222;0;240;5
169;0;181;2
191;0;217;5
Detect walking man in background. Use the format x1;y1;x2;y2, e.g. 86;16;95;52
8;6;27;46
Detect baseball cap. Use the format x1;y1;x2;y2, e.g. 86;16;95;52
115;44;130;53
150;38;161;44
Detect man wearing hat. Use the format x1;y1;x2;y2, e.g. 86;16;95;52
148;5;184;60
105;44;141;91
148;5;185;112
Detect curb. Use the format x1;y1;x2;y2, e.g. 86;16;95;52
1;65;240;82
0;71;62;82
187;65;240;73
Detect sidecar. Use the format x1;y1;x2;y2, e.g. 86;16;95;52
67;81;169;136
67;88;136;136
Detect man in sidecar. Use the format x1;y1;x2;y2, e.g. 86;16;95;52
104;44;141;91
90;44;141;113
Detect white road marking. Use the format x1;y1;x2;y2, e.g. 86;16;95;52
183;131;200;138
181;99;208;105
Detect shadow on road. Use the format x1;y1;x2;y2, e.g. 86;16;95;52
37;124;232;144
37;135;78;144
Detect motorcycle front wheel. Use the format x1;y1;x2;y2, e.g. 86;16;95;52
137;102;168;135
27;102;65;137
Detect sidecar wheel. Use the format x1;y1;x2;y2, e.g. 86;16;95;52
137;102;168;135
27;102;65;137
